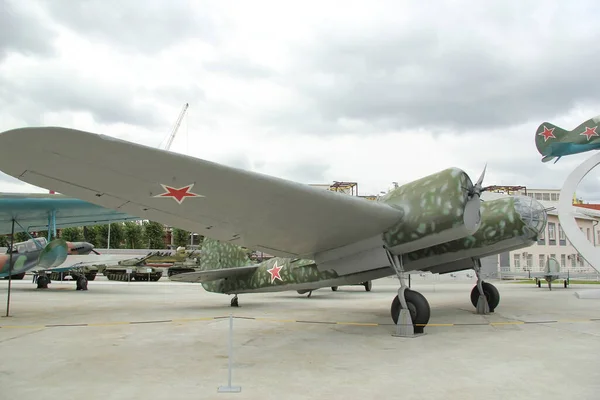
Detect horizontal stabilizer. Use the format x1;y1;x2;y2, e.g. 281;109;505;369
169;265;259;283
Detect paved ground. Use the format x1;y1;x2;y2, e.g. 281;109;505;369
1;275;600;400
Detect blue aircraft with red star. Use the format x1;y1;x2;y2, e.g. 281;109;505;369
535;115;600;163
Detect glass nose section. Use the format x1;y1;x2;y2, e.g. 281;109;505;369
513;195;548;236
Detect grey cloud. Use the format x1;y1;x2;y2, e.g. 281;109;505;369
218;153;252;171
39;0;220;54
279;161;330;184
0;1;57;61
203;57;275;80
0;66;169;128
261;2;600;134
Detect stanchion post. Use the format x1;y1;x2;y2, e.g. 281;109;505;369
218;314;241;393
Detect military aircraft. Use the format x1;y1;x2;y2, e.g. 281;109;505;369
0;127;548;333
531;256;571;291
535;115;600;163
0;192;139;289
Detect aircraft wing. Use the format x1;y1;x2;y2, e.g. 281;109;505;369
168;265;260;283
37;254;137;272
0;193;140;234
0;127;404;259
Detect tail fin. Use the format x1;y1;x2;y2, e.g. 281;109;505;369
199;238;253;271
535;122;567;159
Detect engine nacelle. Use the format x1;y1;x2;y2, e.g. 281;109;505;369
403;195;547;270
381;167;482;254
37;239;69;270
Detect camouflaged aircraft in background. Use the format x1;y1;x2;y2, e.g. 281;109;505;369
535;115;600;163
0;127;548;333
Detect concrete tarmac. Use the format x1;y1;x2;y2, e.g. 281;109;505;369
1;275;600;400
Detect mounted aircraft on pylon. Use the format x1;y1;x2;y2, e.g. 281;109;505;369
0;193;139;289
535;115;600;163
0;127;549;333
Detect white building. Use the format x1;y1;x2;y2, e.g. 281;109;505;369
483;189;600;274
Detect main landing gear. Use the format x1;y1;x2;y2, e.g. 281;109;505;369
230;295;239;307
75;273;88;291
386;249;430;336
469;258;500;313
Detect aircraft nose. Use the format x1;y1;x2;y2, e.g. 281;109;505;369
76;241;94;255
513;195;548;237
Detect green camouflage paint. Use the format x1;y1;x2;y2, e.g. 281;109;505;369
404;196;543;262
379;168;477;249
535;115;600;163
218;257;338;294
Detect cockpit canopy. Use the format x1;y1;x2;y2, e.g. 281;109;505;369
7;237;48;254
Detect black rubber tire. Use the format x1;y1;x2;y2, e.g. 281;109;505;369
331;286;338;291
470;282;500;312
390;289;431;334
537;280;541;288
364;281;372;292
564;280;568;288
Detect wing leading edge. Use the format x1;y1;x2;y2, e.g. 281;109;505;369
0;193;140;234
0;127;404;259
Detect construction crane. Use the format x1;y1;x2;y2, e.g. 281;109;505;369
163;103;189;151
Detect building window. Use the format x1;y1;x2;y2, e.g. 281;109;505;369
548;222;556;245
571;254;576;269
559;224;566;246
538;254;545;271
535;193;542;200
538;225;545;245
587;228;591;242
561;254;566;269
514;254;520;271
527;254;533;270
579;254;584;269
551;193;558;201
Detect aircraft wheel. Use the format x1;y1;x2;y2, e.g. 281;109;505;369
390;289;431;334
364;281;372;292
331;286;338;291
470;282;500;312
230;295;239;307
36;275;50;289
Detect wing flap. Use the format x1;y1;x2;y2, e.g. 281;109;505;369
168;265;259;283
0;127;404;258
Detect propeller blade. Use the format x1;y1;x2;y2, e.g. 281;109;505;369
475;163;487;188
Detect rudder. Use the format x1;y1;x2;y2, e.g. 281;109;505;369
535;122;566;158
199;237;253;271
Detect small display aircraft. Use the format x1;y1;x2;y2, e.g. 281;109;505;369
535;115;600;163
0;127;549;333
532;256;570;290
0;192;139;289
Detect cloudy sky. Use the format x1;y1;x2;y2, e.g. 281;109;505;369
2;0;600;201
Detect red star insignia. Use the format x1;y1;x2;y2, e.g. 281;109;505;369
267;261;284;283
538;126;556;142
580;126;598;141
153;184;204;204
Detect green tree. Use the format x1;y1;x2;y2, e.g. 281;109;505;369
61;227;84;242
94;223;125;249
172;228;190;248
15;232;29;242
143;221;165;249
82;226;101;247
0;235;8;247
123;221;144;249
